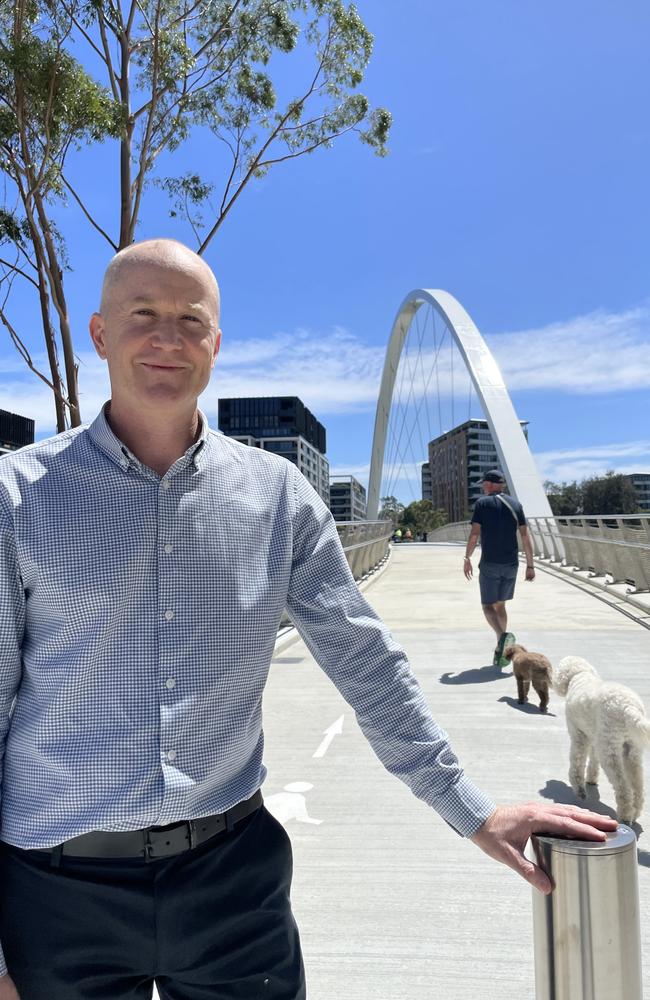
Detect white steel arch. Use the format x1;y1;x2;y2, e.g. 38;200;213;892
367;289;553;520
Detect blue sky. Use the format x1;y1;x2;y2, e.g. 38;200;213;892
2;0;649;502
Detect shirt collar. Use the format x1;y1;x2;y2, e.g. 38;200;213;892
87;402;210;474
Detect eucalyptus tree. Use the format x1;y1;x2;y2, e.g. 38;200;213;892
0;1;119;428
0;0;390;429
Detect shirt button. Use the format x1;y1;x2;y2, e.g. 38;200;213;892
164;610;174;621
164;543;173;554
167;749;177;761
161;480;171;491
165;677;176;689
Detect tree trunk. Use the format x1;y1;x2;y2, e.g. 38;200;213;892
35;263;67;433
32;191;81;428
118;28;134;249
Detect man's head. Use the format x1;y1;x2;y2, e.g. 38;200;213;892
482;469;506;495
90;239;221;418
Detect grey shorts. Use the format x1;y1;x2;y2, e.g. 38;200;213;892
479;561;518;604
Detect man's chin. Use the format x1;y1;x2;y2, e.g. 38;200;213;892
138;382;194;406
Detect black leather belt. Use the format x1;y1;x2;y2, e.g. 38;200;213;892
33;790;263;862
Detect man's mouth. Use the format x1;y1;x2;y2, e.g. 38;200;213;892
141;363;186;370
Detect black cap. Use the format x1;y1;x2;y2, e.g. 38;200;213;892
483;469;506;484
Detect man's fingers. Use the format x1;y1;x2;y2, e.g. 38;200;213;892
533;816;609;841
510;850;552;895
487;840;553;895
529;803;617;837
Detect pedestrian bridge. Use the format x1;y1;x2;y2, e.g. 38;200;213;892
263;542;650;1000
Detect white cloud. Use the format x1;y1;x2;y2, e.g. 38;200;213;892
209;326;384;413
533;439;650;483
3;301;650;439
329;461;370;484
0;330;383;436
488;305;650;394
0;353;112;436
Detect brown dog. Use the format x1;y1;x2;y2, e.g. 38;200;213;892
503;644;552;712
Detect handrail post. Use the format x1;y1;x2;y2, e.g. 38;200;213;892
531;826;643;999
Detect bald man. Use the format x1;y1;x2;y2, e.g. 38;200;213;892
0;240;615;1000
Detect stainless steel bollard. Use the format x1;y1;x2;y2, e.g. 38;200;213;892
530;825;643;999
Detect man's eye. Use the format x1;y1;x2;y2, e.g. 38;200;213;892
134;309;155;317
182;315;201;323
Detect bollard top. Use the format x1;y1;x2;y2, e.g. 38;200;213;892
532;824;636;857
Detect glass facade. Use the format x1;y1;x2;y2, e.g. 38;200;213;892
329;476;367;522
218;396;330;505
425;418;528;522
218;396;326;453
0;408;35;456
625;474;650;512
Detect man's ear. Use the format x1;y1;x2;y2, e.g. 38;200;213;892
211;328;222;367
89;313;107;359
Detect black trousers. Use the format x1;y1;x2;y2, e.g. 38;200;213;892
0;806;306;1000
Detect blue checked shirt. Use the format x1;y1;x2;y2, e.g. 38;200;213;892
0;409;495;892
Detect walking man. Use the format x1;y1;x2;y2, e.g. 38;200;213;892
463;469;536;665
0;242;613;1000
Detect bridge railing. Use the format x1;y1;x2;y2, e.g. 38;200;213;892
336;520;394;581
279;520;392;633
426;521;473;544
528;514;650;593
428;515;650;597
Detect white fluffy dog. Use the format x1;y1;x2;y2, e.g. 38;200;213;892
554;656;650;824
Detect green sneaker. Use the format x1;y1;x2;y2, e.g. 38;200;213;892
493;631;507;665
498;632;516;667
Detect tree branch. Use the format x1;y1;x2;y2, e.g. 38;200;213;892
257;123;358;168
0;256;40;290
198;37;332;254
131;1;247;123
0;304;72;406
59;173;118;250
97;8;121;100
57;1;108;67
29;34;69;197
128;0;163;237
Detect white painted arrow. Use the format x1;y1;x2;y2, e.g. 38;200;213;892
312;714;344;758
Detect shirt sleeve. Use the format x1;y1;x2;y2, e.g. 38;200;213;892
470;499;483;525
0;488;25;976
516;502;526;527
285;467;495;838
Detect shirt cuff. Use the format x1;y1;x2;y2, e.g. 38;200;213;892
0;943;7;977
431;773;497;837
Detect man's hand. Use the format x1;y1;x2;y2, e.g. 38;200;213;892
525;566;535;581
0;974;20;999
463;556;473;580
470;802;618;894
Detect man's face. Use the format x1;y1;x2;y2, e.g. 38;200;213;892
89;258;221;414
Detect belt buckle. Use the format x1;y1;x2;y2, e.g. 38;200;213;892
143;820;196;862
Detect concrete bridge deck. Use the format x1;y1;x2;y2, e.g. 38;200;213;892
263;542;650;1000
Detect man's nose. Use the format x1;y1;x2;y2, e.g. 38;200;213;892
149;318;183;348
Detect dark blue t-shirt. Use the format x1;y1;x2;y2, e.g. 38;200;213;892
471;493;526;565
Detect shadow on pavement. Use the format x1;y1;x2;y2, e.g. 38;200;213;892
539;779;617;819
498;695;556;717
439;664;510;685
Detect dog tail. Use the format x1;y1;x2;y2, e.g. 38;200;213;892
532;658;553;687
632;713;650;747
